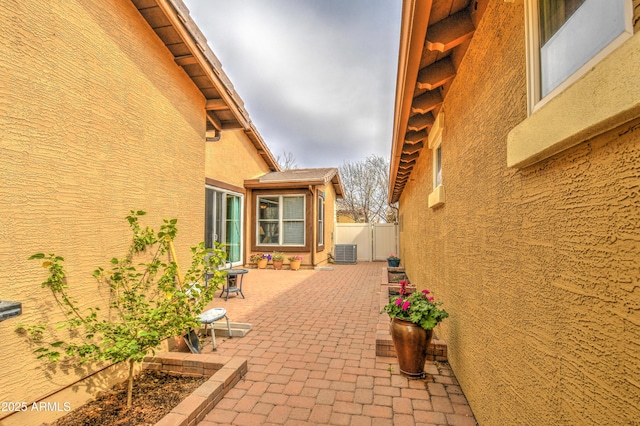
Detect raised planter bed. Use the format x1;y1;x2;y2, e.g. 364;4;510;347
387;266;409;283
377;267;447;361
143;352;247;426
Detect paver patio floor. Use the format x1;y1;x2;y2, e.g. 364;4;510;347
198;262;476;426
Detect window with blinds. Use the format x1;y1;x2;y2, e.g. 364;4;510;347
258;195;305;246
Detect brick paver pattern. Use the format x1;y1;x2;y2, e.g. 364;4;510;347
198;262;476;426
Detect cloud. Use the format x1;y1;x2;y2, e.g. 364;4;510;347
183;0;401;167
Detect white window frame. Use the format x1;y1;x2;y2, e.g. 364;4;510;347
525;0;634;114
205;185;244;267
433;142;442;190
256;194;306;247
427;112;445;209
317;193;325;247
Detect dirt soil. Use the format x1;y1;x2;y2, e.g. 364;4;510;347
48;370;207;426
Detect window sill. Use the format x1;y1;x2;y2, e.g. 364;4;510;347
428;185;445;209
507;32;640;168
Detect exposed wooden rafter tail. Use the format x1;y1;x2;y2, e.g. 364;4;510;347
408;113;435;131
405;130;428;144
205;98;228;111
411;91;443;114
417;57;456;90
402;141;423;154
425;10;475;53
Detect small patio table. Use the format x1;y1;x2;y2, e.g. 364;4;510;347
220;268;248;301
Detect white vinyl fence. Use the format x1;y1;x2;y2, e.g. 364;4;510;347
335;223;398;262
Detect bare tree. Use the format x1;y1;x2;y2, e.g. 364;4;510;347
338;154;396;223
276;151;298;170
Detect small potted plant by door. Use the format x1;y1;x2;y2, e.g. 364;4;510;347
251;253;270;269
288;255;302;271
382;287;448;378
387;253;401;268
272;252;285;270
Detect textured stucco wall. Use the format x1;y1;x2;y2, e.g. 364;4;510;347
205;129;272;188
205;130;272;266
0;0;206;414
398;1;640;424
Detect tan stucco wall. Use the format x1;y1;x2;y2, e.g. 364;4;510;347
205;130;272;266
0;0;206;421
205;130;272;188
313;182;338;266
398;1;640;424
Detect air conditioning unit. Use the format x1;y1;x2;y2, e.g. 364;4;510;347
334;244;357;264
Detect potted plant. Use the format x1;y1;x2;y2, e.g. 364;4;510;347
272;252;285;270
288;255;302;271
250;253;271;269
382;287;448;378
387;253;401;268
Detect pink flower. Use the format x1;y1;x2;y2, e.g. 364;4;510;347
422;289;430;295
395;298;403;307
399;279;408;295
402;300;411;311
428;297;435;302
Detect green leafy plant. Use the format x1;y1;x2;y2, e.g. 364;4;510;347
382;288;449;330
387;253;400;261
17;210;227;407
287;255;302;262
250;253;271;263
271;252;285;261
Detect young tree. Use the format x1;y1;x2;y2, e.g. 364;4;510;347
18;211;227;408
339;155;396;223
275;150;298;170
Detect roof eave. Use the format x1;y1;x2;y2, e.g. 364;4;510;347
389;0;433;204
136;0;280;172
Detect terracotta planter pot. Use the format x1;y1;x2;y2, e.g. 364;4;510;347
389;318;433;378
256;259;268;269
289;260;301;271
273;260;284;270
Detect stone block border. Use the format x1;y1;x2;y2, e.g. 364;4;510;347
142;352;248;426
377;267;448;361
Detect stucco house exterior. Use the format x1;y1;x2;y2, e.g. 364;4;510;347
206;137;345;268
389;0;640;424
244;168;344;268
0;0;341;424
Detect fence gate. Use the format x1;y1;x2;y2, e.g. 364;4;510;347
373;223;398;261
335;223;398;262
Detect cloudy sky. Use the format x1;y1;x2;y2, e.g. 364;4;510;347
182;0;401;169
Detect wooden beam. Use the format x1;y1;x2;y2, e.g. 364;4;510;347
205;98;229;111
402;141;424;154
401;152;420;162
398;160;416;169
206;111;221;131
417;57;456;90
426;10;475;52
411;90;443;114
407;113;435;131
405;130;428;144
220;121;244;130
174;54;198;66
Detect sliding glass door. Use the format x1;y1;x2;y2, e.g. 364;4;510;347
205;187;243;265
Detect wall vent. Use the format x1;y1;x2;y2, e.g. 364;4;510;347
334;244;357;264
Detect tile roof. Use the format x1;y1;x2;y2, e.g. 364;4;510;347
246;168;344;198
